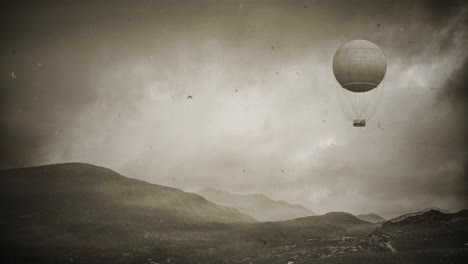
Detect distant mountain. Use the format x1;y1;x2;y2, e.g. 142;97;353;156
198;187;315;221
389;207;451;223
356;213;386;223
0;163;256;225
245;212;376;248
284;212;374;229
3;163;466;264
384;209;468;227
379;209;468;253
0;163;375;264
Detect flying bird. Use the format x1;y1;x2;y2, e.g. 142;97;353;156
378;122;384;131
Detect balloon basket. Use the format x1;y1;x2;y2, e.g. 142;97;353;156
353;119;366;127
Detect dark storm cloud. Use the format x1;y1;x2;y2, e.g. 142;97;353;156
1;0;467;217
439;60;468;104
437;59;468;204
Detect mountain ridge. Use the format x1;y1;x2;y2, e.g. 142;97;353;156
388;207;451;223
356;213;386;223
0;162;257;224
198;186;315;221
383;209;468;227
2;163;467;263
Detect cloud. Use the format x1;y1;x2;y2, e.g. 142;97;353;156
0;0;467;217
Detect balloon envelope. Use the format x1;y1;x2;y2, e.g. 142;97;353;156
333;40;386;93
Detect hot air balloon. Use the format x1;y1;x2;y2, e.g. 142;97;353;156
332;39;387;127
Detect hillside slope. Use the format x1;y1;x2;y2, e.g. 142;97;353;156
1;163;466;264
389;207;450;223
379;209;468;252
356;213;386;223
198;187;314;221
0;163;256;225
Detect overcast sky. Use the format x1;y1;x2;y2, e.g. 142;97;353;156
1;0;467;218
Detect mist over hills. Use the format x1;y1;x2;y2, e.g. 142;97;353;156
1;163;467;264
356;213;386;223
0;163;256;224
198;187;315;221
0;163;373;263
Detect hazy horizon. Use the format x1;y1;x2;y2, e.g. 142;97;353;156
1;0;467;219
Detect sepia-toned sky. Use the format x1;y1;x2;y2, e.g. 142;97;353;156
1;0;467;218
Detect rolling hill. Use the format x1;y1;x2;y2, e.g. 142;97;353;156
0;163;257;227
356;213;386;223
0;163;373;263
198;187;315;221
1;163;467;264
379;209;468;253
388;207;451;223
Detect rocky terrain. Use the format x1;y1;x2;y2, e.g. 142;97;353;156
1;163;467;264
